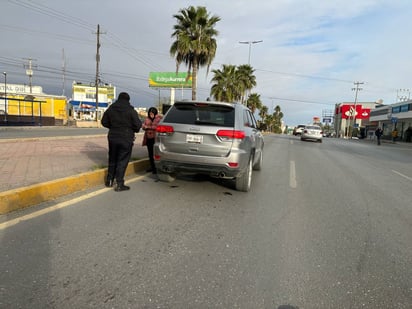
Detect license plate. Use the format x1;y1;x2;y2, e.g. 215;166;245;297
186;134;203;144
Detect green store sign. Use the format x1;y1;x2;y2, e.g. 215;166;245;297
149;72;192;88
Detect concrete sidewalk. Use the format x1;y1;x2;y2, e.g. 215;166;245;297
0;133;150;214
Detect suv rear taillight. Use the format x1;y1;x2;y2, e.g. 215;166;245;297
216;130;246;139
156;125;174;134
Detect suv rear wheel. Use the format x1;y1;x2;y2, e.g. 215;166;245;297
235;157;253;192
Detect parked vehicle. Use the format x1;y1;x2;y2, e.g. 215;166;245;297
301;125;323;142
293;124;306;136
154;100;264;192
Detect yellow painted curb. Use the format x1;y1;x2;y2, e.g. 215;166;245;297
0;159;150;215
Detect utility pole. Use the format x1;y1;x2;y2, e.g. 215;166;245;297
348;81;364;138
95;24;101;122
62;48;66;97
23;58;37;94
3;72;6;122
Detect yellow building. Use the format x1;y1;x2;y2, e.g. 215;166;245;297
0;84;67;125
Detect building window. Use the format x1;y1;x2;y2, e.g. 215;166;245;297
400;104;409;112
86;93;96;100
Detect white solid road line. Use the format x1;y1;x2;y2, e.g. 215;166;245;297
290;160;297;188
0;175;146;230
392;170;412;182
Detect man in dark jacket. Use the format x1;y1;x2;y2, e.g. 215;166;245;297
375;127;383;145
101;92;142;191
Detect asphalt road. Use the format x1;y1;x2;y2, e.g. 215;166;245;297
1;135;411;308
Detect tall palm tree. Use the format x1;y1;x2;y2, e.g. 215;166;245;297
246;93;262;114
237;64;256;104
210;64;242;102
170;6;220;100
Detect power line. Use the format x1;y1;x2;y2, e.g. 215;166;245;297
9;0;95;31
256;68;354;84
264;96;333;106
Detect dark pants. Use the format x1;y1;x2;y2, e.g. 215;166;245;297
146;137;156;171
107;138;133;184
377;136;381;145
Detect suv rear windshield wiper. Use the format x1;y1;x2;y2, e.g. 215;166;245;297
194;120;221;126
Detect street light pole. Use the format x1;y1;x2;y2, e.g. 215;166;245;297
239;40;263;65
350;81;363;138
396;88;410;102
3;72;6;123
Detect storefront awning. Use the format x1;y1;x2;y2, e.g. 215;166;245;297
69;100;108;108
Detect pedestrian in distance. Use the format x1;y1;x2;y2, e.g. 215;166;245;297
406;126;412;142
391;128;398;143
375;127;383;145
142;107;162;174
101;92;142;191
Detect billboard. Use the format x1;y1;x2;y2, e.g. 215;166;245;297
340;105;371;119
149;72;192;88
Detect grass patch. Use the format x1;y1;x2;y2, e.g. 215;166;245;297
131;156;143;161
91;164;107;171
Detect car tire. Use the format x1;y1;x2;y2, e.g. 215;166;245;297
235;157;252;192
157;172;176;182
253;151;263;171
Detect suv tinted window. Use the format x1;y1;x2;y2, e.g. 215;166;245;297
164;103;234;127
243;110;257;128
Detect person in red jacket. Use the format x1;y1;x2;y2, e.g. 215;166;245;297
142;107;162;174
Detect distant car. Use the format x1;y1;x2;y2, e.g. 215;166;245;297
301;125;323;142
293;124;306;136
154;100;264;192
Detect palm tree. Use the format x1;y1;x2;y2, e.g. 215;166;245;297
246;93;262;114
272;105;284;133
210;64;257;103
210;64;242;102
237;64;256;104
170;6;220;100
264;114;274;132
258;105;268;130
259;105;268;121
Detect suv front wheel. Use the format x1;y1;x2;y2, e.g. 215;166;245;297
235;157;253;192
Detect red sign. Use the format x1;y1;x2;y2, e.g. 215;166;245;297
340;105;370;119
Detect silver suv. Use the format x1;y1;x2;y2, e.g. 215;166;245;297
154;100;264;192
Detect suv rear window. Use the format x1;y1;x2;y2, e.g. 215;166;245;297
164;103;235;127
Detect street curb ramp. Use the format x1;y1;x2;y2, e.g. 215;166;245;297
0;159;150;215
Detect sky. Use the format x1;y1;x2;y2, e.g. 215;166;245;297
1;0;412;126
